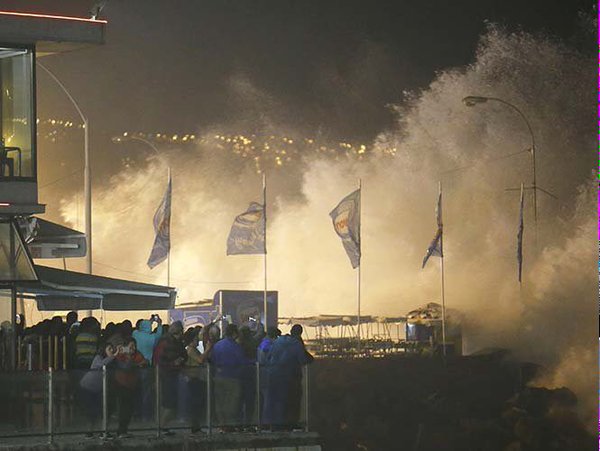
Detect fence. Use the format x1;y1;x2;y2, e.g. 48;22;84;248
0;363;310;442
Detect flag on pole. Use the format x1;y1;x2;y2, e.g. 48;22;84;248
422;189;443;269
147;174;172;269
330;189;361;268
227;202;266;255
517;183;524;282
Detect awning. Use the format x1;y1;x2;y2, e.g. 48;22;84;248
17;265;176;311
26;218;86;258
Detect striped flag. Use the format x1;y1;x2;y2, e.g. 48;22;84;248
147;173;172;269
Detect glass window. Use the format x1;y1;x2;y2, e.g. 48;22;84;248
0;48;34;179
0;221;37;281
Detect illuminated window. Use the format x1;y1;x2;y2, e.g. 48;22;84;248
0;48;34;179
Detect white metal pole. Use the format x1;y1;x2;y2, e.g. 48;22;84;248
255;361;261;429
219;291;223;339
206;363;212;435
439;181;447;357
357;178;362;355
167;249;171;287
167;167;171;287
519;182;524;286
440;244;447;357
84;119;91;275
48;367;53;444
36;62;93;316
102;365;108;436
263;173;268;330
303;364;309;432
84;119;92;318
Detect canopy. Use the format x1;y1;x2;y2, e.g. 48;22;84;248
26;218;86;258
16;265;176;311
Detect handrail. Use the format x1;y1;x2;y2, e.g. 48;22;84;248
0;363;311;440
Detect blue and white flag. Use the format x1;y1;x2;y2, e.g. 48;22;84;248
147;174;172;269
422;189;443;269
517;183;524;283
422;228;442;268
227;202;266;255
330;189;361;269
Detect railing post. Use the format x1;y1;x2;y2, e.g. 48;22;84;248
303;364;309;432
38;336;43;370
27;343;32;371
47;336;52;369
155;366;161;438
53;336;58;370
62;337;67;370
206;363;211;436
102;365;108;438
47;367;53;444
255;361;261;431
17;336;21;369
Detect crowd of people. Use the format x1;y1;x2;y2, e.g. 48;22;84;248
1;312;313;438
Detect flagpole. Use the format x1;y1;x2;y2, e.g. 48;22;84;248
167;167;171;287
263;172;268;331
439;181;447;357
357;178;362;355
518;182;524;286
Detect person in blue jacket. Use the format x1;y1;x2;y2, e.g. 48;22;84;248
132;315;162;363
257;327;281;424
209;324;249;429
132;315;162;421
264;324;313;429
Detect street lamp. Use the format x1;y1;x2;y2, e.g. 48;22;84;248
112;134;161;156
37;62;93;296
462;95;541;241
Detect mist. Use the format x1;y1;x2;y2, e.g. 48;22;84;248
52;25;596;421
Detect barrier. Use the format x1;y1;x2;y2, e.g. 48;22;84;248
0;363;310;439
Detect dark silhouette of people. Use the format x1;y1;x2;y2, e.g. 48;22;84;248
264;324;313;429
209;324;248;430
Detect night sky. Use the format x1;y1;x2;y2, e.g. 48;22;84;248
4;0;595;144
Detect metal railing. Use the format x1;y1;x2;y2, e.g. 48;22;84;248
0;363;310;442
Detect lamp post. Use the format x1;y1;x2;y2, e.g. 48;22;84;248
462;96;540;243
37;62;93;315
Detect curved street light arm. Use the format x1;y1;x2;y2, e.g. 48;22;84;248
464;94;543;250
36;62;87;125
36;60;93;289
122;136;161;155
480;97;535;151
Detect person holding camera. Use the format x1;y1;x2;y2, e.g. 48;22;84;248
79;342;119;438
132;314;163;364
